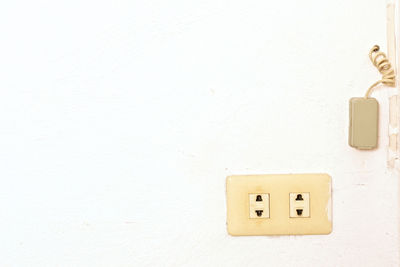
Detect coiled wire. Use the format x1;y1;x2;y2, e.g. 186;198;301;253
365;45;395;98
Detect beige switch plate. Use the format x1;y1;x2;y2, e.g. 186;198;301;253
226;173;332;236
349;97;379;150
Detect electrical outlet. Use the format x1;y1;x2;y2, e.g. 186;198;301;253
226;173;332;236
289;192;310;218
249;193;270;218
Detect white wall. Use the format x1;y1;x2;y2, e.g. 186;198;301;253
0;0;399;266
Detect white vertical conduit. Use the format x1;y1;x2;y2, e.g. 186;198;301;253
386;1;400;263
386;1;399;169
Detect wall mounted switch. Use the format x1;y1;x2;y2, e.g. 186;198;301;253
349;97;379;150
226;173;332;236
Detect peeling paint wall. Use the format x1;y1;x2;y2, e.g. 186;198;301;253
0;0;399;266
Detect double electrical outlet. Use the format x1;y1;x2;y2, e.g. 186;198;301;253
226;173;332;236
249;192;310;219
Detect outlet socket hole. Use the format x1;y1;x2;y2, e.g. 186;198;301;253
296;209;303;216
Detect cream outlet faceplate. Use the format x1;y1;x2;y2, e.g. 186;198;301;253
226;173;332;236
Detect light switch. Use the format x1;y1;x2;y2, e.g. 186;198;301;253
349;97;379;150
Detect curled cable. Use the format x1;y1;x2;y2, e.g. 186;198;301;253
365;45;395;98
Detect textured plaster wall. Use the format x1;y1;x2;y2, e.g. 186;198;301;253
0;0;399;266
